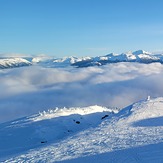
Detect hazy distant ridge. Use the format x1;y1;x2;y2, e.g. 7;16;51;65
1;50;163;69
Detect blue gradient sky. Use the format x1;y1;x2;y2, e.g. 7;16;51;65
0;0;163;57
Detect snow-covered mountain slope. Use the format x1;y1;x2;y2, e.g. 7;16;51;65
29;50;163;68
1;97;163;162
0;58;31;69
31;50;163;67
0;105;115;161
72;50;163;67
1;50;163;69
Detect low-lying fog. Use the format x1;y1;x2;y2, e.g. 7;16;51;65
1;62;163;123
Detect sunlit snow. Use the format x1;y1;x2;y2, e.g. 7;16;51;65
1;98;163;162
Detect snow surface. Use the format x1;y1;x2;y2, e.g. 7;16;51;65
1;97;163;162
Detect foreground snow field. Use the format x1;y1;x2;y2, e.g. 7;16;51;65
1;97;163;162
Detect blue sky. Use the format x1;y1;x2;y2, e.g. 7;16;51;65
0;0;163;57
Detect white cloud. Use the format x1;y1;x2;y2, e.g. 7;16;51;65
1;62;163;123
90;62;163;84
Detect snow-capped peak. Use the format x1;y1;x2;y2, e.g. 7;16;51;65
1;50;163;69
53;56;79;65
0;57;31;69
132;50;151;55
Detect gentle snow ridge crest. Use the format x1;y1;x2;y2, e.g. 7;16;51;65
31;105;117;122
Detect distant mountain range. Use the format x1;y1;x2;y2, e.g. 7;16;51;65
1;50;163;69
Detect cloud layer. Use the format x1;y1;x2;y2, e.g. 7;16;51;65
1;62;163;123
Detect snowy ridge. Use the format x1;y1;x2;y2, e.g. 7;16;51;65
29;50;163;67
32;105;116;122
1;50;163;69
29;50;163;68
0;58;31;69
1;97;163;162
70;50;163;67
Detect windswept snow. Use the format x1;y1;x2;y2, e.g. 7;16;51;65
32;105;116;122
1;97;163;162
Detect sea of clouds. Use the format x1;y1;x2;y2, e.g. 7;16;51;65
1;62;163;123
